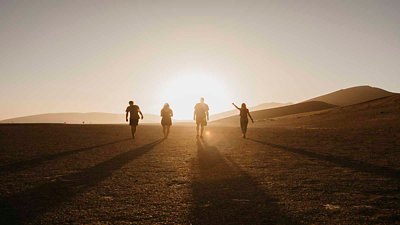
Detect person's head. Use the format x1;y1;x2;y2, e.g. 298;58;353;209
129;101;134;106
200;97;205;103
241;103;247;109
163;103;170;109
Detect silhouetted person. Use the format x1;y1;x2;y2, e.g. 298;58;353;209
194;97;209;138
126;101;144;139
232;102;254;138
161;103;173;139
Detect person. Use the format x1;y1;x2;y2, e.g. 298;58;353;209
126;101;144;139
232;102;254;138
194;97;209;138
160;103;173;139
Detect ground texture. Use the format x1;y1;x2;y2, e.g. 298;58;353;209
0;124;399;224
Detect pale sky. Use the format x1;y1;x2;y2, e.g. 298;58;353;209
1;0;399;120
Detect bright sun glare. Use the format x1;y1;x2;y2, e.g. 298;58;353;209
159;74;231;120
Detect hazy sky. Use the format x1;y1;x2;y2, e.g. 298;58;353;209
1;0;399;120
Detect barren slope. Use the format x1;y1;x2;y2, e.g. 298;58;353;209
306;85;394;106
260;94;400;129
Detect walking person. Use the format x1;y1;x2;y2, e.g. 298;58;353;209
194;97;209;138
161;103;173;139
232;102;254;138
126;100;144;139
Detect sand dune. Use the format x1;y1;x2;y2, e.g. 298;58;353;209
214;101;336;125
261;94;400;129
214;86;397;126
306;85;393;106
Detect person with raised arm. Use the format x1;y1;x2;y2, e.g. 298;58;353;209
126;100;144;139
232;102;254;138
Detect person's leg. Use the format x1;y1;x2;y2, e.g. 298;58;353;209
200;124;204;137
162;125;166;137
240;119;248;138
243;122;248;138
131;126;137;139
196;124;200;137
166;125;170;138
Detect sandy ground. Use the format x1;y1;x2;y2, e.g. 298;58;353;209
0;124;399;224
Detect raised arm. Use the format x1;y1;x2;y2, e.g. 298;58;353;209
232;103;240;110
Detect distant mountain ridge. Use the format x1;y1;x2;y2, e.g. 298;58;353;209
2;86;396;125
1;104;291;124
0;112;160;124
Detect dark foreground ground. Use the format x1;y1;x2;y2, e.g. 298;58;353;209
0;124;399;224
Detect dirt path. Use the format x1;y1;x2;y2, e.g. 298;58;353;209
0;124;399;224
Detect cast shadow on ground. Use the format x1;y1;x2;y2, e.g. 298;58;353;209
0;139;164;224
248;138;400;179
190;138;299;225
0;138;132;174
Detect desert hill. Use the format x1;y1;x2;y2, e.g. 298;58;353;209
210;102;291;121
213;101;336;125
214;85;396;126
306;85;393;106
251;102;292;111
256;94;400;129
0;112;160;124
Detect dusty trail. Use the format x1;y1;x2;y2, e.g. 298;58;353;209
0;124;399;224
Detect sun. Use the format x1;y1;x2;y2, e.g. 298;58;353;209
159;74;231;120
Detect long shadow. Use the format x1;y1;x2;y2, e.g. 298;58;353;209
0;139;163;224
248;138;400;179
190;139;299;225
0;138;132;174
